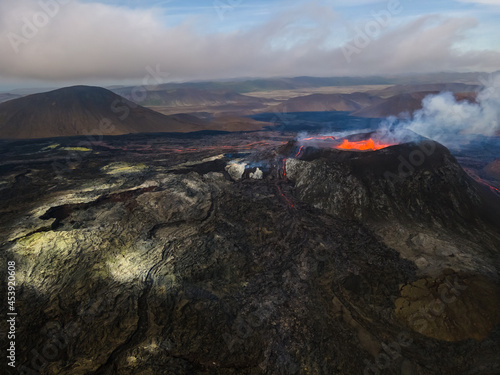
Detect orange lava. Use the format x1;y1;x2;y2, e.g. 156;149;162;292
295;146;304;158
335;138;394;151
489;185;500;195
473;176;500;196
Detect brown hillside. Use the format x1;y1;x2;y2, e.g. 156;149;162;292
0;86;208;139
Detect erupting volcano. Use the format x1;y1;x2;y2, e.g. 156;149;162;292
295;134;397;154
335;138;395;151
3;73;500;375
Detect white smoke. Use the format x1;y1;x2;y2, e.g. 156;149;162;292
405;75;500;143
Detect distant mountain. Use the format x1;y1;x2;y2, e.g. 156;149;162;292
267;93;383;113
350;92;432;118
386;71;500;85
266;89;478;119
0;86;208;139
111;87;266;107
370;83;481;97
7;87;58;95
114;76;395;94
0;93;21;104
351;91;477;118
112;72;497;94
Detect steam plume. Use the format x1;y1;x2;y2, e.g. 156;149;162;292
404;75;500;143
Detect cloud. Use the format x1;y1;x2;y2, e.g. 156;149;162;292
326;0;388;6
0;0;499;85
457;0;500;5
405;75;500;142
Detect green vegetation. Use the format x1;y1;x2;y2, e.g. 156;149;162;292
61;147;92;152
42;143;60;150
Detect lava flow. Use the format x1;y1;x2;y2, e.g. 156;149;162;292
295;146;304;158
336;138;394;151
276;184;294;208
466;168;500;196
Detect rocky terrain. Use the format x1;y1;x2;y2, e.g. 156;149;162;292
283;136;500;294
0;132;499;374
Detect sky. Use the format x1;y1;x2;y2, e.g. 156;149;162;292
0;0;499;90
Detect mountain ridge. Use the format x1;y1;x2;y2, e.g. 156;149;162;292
0;85;208;139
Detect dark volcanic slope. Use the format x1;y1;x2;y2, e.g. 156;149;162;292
0;85;207;139
0;93;21;104
284;138;500;278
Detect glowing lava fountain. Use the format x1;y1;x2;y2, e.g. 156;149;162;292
296;135;396;153
335;138;395;151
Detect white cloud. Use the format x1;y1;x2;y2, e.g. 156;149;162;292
327;0;388;5
457;0;500;5
0;0;499;85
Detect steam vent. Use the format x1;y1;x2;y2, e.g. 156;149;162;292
1;129;500;375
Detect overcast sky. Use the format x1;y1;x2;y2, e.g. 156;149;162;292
0;0;499;90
